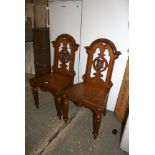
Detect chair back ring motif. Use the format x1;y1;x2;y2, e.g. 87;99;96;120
52;34;79;77
83;38;121;88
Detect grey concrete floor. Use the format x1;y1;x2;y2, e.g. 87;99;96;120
25;73;128;155
25;74;79;155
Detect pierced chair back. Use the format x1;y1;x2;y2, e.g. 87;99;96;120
83;39;121;88
52;34;79;77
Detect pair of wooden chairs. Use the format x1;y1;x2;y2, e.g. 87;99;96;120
29;34;121;139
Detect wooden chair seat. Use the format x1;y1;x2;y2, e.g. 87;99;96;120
29;34;79;120
31;72;73;93
64;83;109;110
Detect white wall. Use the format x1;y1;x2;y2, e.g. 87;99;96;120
79;0;129;111
48;1;82;84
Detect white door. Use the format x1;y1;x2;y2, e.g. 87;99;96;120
48;1;82;84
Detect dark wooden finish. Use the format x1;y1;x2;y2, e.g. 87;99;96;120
29;34;79;120
62;38;121;139
33;27;51;76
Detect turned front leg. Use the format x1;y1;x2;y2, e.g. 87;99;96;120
54;94;62;120
62;95;69;123
92;109;103;139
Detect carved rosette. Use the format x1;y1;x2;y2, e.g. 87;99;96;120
93;57;108;71
59;50;70;63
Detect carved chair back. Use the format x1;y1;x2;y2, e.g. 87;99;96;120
83;39;121;88
52;34;79;77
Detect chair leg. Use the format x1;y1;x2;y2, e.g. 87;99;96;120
31;86;39;109
103;96;108;116
103;102;107;115
62;95;69;124
54;95;62;120
103;110;106;116
92;109;102;139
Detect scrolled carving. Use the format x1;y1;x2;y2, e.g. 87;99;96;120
52;34;79;76
84;38;121;86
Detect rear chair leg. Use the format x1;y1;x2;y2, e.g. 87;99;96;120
103;110;106;116
31;86;39;109
103;96;108;116
62;95;69;123
54;95;62;120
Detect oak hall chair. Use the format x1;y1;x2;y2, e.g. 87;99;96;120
29;34;79;120
62;38;121;139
